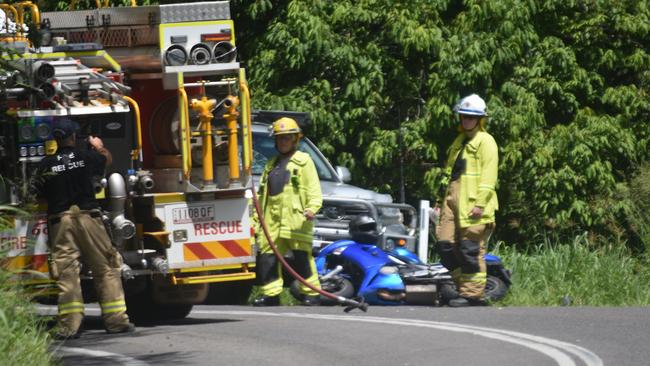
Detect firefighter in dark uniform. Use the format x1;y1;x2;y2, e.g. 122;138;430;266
34;118;134;338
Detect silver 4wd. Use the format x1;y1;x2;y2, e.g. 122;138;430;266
250;111;431;257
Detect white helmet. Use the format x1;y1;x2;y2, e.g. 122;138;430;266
454;94;487;116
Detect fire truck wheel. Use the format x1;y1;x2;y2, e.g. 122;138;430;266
156;304;193;320
126;283;195;323
205;280;254;305
126;295;194;323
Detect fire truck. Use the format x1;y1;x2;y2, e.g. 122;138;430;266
0;1;256;320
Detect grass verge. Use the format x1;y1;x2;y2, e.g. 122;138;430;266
1;206;55;365
491;234;650;306
0;272;55;365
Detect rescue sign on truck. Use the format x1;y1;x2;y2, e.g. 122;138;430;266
0;214;50;275
159;198;255;268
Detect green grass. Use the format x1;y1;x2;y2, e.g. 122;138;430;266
491;234;650;306
0;272;56;364
251;231;650;307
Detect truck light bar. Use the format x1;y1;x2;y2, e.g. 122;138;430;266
201;33;231;42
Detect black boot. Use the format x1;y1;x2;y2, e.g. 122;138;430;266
253;295;280;307
52;330;82;341
448;297;470;307
301;295;321;306
106;323;136;334
448;296;487;307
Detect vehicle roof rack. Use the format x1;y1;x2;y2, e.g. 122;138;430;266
251;110;311;128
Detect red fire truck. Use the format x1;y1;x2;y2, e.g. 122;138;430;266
0;1;256;320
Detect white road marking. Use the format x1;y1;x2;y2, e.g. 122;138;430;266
57;347;150;366
192;310;603;366
39;305;603;366
40;306;148;366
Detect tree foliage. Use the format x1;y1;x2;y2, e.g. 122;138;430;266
26;0;650;245
232;0;650;245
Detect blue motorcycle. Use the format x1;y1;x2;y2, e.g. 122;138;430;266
299;215;511;306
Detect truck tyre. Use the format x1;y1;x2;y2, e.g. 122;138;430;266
205;280;254;305
125;290;156;323
156;304;193;319
126;279;197;323
127;295;193;322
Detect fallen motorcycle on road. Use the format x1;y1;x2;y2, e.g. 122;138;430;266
294;215;511;306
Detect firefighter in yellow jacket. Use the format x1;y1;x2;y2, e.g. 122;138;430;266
34;118;134;338
253;117;323;306
435;94;499;307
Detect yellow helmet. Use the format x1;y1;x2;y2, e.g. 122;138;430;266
271;117;302;136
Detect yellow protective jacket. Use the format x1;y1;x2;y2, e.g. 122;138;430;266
443;131;499;228
257;150;323;244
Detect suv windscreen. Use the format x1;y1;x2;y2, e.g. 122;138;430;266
252;132;337;181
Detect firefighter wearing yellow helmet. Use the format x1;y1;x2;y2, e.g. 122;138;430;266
253;117;323;306
435;94;499;307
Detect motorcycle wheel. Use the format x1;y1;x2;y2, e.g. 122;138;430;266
485;275;508;302
320;277;355;305
290;277;355;306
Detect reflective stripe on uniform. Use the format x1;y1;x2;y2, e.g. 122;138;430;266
58;301;85;315
298;259;321;296
260;281;283;297
100;299;127;314
460;272;487;284
478;184;495;190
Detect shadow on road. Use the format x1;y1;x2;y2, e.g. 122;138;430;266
56;351;192;366
75;314;243;329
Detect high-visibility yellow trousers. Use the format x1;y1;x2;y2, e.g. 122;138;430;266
257;238;320;297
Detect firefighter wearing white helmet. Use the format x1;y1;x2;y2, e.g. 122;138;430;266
253;117;323;306
435;94;499;307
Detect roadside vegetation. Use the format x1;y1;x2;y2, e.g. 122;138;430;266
229;0;650;306
231;0;650;248
0;207;54;364
491;162;650;306
492;237;650;306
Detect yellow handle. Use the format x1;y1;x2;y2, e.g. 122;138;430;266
178;87;191;179
239;69;252;173
70;0;137;10
122;96;142;162
14;1;40;34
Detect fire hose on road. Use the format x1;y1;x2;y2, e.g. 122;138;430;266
250;185;368;312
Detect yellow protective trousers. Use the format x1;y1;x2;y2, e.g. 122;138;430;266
256;187;320;297
257;238;320;297
436;181;493;300
48;205;131;334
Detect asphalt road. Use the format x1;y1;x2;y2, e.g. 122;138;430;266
40;304;649;366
